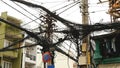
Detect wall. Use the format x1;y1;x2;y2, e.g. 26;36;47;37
12;50;22;68
0;12;22;68
55;51;74;68
0;12;7;49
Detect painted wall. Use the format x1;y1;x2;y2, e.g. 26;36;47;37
0;12;23;68
0;12;7;49
54;51;74;68
0;12;7;68
12;50;22;68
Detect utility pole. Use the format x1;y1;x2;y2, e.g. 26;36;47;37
79;0;90;68
40;13;56;68
81;0;88;25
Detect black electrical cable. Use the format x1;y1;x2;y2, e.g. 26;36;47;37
0;42;78;63
64;8;79;17
53;34;76;52
49;1;71;10
0;17;77;63
12;2;43;22
0;18;40;41
0;0;114;63
0;30;45;52
55;47;77;62
6;0;118;63
0;31;22;40
10;0;84;29
21;17;40;26
4;0;120;55
0;43;38;52
53;1;79;12
0;0;43;37
0;33;66;52
0;18;67;52
0;18;70;54
7;0;118;31
2;0;47;35
1;0;40;25
89;22;120;32
53;35;76;56
0;16;45;37
0;32;24;40
57;2;79;15
2;36;29;50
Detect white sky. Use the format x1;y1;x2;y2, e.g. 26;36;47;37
0;0;110;29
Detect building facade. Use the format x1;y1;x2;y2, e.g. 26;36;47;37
54;51;75;68
0;12;23;68
92;32;120;68
22;36;38;68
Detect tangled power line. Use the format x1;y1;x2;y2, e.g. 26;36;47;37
1;0;120;63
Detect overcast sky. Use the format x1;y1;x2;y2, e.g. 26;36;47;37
0;0;110;29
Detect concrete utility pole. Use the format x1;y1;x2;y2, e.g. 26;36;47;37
81;0;88;25
41;14;56;68
80;0;89;68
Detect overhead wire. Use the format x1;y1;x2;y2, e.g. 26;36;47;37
57;1;79;15
0;0;44;39
0;33;67;52
64;8;80;17
0;17;41;37
53;1;79;12
53;34;76;52
21;17;40;26
10;0;85;29
0;18;39;51
55;46;77;62
0;0;90;57
4;0;118;50
12;2;43;22
0;17;67;52
54;37;76;56
1;0;120;62
0;32;23;41
1;0;40;26
0;18;41;44
4;0;120;63
0;30;45;52
1;0;78;41
1;36;29;50
1;0;41;33
49;2;70;10
0;43;38;52
5;0;112;30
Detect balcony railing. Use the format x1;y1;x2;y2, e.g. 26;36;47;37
26;53;36;61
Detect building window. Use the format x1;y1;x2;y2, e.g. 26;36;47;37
3;61;12;68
